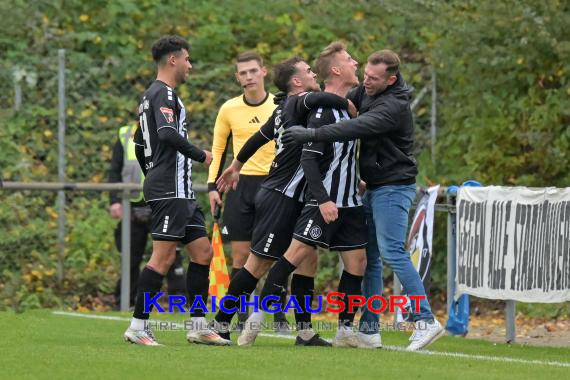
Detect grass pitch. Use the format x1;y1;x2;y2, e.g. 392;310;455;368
1;310;569;379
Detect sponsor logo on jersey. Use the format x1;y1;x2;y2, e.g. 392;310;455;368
160;107;174;123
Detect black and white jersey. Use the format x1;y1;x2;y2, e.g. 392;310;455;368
259;94;328;201
135;80;195;201
302;107;361;208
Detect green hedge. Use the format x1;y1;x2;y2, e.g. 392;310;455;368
1;0;568;311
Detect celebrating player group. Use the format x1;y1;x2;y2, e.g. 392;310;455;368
123;35;445;352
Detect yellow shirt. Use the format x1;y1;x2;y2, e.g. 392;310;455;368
208;93;276;185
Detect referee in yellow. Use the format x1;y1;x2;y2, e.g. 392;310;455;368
208;51;288;331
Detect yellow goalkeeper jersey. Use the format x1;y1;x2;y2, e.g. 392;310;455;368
208;93;276;186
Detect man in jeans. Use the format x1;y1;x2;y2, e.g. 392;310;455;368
282;49;445;351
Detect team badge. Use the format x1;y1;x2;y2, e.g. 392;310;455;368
309;225;322;239
160;107;174;123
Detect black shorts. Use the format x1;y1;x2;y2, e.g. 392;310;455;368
222;174;266;241
148;198;207;245
250;188;304;260
293;205;367;251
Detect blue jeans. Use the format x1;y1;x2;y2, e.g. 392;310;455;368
359;184;433;334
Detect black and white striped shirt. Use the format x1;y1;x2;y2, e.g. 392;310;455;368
301;107;361;208
135;80;195;201
260;93;343;201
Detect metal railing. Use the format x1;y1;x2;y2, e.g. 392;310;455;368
1;182;454;310
1;181;206;311
0;180;519;343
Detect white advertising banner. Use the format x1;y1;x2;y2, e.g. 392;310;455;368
456;186;570;303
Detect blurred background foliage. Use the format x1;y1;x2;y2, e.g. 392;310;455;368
0;0;568;312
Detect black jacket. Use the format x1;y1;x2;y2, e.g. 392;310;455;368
108;139;125;205
108;138;146;206
313;73;417;187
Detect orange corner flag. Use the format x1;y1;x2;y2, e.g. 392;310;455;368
209;222;230;304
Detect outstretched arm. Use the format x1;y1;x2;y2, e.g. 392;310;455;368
216;109;277;193
299;92;357;118
150;87;208;163
315;108;397;141
216;159;243;193
157;127;207;162
282;104;397;144
301;92;348;110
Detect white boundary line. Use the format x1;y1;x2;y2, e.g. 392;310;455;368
53;311;570;368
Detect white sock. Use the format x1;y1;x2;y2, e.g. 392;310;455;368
248;310;265;324
298;328;316;341
190;316;208;331
336;324;353;338
130;318;147;331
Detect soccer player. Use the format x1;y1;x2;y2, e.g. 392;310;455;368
123;35;229;346
236;44;369;348
108;120;186;309
213;56;354;346
282;50;445;351
207;51;288;328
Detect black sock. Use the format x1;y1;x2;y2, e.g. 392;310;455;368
338;270;363;328
133;266;164;320
259;257;296;310
215;268;259;325
186;262;210;318
274;274;290;322
231;267;249;322
291;274;314;330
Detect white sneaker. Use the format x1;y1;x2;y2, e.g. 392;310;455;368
409;320;427;341
187;329;232;346
356;332;382;348
407;319;445;351
124;328;162;346
333;334;359;348
237;321;260;347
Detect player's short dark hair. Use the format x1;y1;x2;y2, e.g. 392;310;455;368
151;35;190;64
273;56;305;93
367;50;400;77
315;41;346;81
235;51;264;69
